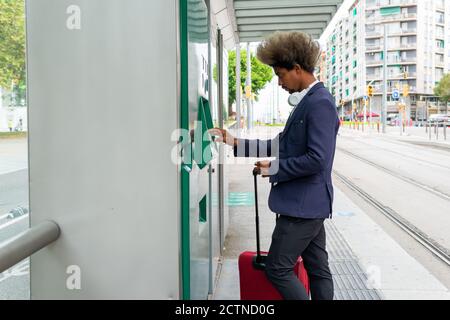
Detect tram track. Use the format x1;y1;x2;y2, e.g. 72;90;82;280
337;146;450;203
341;136;450;171
354;132;450;156
377;135;450;154
333;170;450;267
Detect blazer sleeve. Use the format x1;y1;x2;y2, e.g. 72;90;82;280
269;98;337;184
233;134;280;158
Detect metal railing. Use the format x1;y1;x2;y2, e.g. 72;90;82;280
366;0;417;9
366;45;382;52
0;221;60;273
426;120;448;141
366;12;417;23
366;72;416;80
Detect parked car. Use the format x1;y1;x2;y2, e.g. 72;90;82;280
428;114;449;127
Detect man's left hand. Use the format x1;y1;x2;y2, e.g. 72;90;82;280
254;160;271;178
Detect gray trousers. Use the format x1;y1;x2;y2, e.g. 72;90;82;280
265;215;334;300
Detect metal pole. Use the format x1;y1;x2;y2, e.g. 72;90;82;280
399;102;403;136
236;43;241;136
277;82;280;123
382;24;388;134
429;121;432;140
0;221;60;273
253;172;261;261
444;121;447;141
205;0;213;295
351;96;354;122
363;99;367;132
217;31;225;255
272;79;275;125
246;42;252;130
207;164;213;295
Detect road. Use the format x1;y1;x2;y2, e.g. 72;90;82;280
0;138;29;299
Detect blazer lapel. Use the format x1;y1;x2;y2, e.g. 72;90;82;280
283;97;308;133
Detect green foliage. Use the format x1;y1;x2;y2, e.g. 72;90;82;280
227;49;273;108
0;0;26;102
434;73;450;102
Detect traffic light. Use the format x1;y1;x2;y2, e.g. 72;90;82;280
367;85;374;97
403;84;409;97
403;72;408;79
245;85;252;99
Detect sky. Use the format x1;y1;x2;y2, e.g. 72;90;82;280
320;0;355;45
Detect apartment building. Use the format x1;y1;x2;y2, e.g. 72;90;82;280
325;0;450;120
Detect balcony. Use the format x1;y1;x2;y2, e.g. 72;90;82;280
436;0;445;11
365;31;382;38
366;45;382;52
367;74;382;80
366;12;417;24
400;42;416;49
366;59;384;66
381;12;417;21
366;72;417;81
366;0;418;10
387;57;416;64
365;56;417;66
393;29;417;36
387;86;416;93
364;29;417;43
370;86;417;95
388;72;417;79
388;43;416;50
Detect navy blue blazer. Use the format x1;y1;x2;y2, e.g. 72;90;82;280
234;82;340;219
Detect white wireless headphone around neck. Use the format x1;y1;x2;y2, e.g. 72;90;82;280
288;90;307;107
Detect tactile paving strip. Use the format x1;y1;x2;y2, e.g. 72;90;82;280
325;220;383;300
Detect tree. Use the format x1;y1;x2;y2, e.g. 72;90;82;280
434;73;450;103
227;49;273;116
0;0;26;105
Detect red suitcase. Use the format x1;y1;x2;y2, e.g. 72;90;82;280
238;169;310;300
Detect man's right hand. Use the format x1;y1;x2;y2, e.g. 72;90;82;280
208;128;237;147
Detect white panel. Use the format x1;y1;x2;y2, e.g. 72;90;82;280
27;0;180;299
224;38;237;50
216;9;230;30
211;0;227;14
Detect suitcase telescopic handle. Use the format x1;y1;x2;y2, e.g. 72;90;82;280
253;168;262;264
